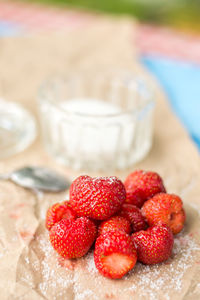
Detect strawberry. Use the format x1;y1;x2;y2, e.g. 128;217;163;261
49;217;97;258
98;216;131;236
141;193;185;234
46;201;76;231
94;231;137;279
119;203;147;233
69;175;126;220
124;170;166;208
132;223;174;264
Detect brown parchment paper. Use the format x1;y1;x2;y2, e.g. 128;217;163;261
0;12;200;300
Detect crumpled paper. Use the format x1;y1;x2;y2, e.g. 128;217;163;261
0;12;200;300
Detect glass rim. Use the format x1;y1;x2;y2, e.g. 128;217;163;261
38;70;155;119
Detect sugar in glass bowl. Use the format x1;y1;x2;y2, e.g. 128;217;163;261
38;69;155;171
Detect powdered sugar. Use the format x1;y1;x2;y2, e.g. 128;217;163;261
85;251;97;274
83;230;200;300
61;98;120;116
16;205;200;300
18;229;74;299
74;287;97;300
123;230;200;300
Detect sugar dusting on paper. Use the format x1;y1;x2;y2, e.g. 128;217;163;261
16;208;200;300
123;232;200;300
83;231;200;300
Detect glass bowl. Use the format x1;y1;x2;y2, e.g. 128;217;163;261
0;98;37;158
38;69;155;171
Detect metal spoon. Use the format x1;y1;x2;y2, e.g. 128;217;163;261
0;166;71;192
0;166;71;220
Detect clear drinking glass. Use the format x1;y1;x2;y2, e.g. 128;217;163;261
38;69;155;171
0;98;37;158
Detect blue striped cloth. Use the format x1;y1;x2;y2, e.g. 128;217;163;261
142;56;200;150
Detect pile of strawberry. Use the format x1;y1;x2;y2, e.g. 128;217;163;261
46;170;186;279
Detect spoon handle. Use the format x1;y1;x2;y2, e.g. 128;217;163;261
31;188;44;219
0;173;11;180
32;188;44;200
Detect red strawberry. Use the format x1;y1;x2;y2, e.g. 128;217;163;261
119;203;147;233
49;217;97;258
131;223;174;264
69;175;126;220
94;231;137;279
141;193;185;234
46;201;76;231
124;170;166;208
98;216;131;236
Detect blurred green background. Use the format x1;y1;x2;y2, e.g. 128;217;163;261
24;0;200;32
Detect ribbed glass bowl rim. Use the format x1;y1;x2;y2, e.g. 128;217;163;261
38;71;155;119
